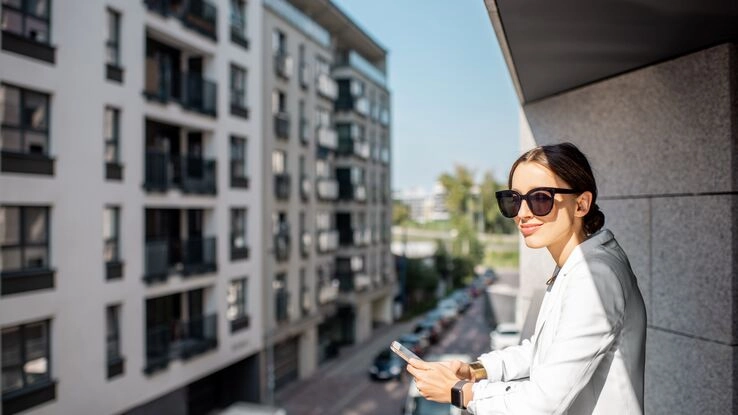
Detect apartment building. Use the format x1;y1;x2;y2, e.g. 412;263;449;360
0;1;265;414
261;0;394;396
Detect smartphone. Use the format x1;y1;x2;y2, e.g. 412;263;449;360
390;340;422;363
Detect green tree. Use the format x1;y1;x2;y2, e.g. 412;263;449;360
479;170;516;234
392;200;411;226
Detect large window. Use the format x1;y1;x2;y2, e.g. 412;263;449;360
272;29;286;55
227;278;249;332
230;0;246;39
272;150;286;174
1;0;51;44
230;64;247;110
0;84;50;156
104;107;120;164
230;135;248;188
230;208;248;260
105;9;120;67
103;207;122;281
1;320;52;394
1;206;49;272
106;304;124;379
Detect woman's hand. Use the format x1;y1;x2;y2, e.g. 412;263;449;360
406;358;464;403
443;360;473;381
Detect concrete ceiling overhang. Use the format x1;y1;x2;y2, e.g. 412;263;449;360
484;0;738;104
286;0;387;64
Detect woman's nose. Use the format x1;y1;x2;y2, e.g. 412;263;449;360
517;199;533;219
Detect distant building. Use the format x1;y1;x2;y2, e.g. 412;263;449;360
394;182;449;223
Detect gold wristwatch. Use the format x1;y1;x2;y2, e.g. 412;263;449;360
469;361;487;381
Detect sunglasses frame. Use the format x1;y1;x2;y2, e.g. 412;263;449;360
495;187;580;218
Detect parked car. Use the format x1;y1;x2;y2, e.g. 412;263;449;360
425;309;450;330
450;290;472;313
490;322;521;351
436;298;459;325
482;268;499;284
402;354;472;415
414;320;440;345
398;333;428;357
369;349;405;381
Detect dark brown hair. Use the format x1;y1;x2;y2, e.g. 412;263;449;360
508;142;605;235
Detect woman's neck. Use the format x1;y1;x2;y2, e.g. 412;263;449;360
547;228;587;268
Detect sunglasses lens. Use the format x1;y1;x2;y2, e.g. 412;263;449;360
529;191;554;216
497;192;519;218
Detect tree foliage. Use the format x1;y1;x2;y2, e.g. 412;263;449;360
392;200;411;226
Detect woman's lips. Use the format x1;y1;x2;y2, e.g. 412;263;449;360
520;224;542;237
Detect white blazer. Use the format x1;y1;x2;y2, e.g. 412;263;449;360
468;229;646;415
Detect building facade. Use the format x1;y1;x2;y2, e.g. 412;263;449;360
0;1;265;414
260;0;394;401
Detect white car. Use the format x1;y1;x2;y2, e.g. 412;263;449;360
403;354;471;415
490;323;521;351
436;298;459;323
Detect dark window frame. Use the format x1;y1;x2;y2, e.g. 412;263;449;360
105;8;121;67
230;207;248;257
229;0;246;38
230;135;248;184
105;305;123;369
1;0;52;45
103;206;120;264
0;83;50;156
229;64;247;109
103;106;120;164
1;319;52;395
227;277;248;331
0;206;50;273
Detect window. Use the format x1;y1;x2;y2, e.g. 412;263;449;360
316;159;332;179
103;206;120;264
316;212;331;231
106;9;121;67
230;64;247;110
106;304;124;379
272;90;287;114
300;268;310;315
272;29;286;55
227;278;249;332
230;0;246;38
1;0;51;44
298;99;308;142
230;136;248;188
1;206;49;272
2;320;52;396
274;273;289;323
272;150;286;174
0;84;50;156
104;107;120;164
230;208;248;260
315;56;330;77
315;107;330;128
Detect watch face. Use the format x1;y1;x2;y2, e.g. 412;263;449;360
451;381;466;409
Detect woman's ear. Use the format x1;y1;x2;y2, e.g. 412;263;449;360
575;191;593;217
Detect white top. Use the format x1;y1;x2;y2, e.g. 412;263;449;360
468;229;646;415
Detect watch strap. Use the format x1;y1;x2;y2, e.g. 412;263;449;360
451;380;468;409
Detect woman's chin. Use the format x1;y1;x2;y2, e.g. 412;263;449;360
521;233;547;249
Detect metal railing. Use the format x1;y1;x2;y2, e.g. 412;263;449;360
144;152;217;194
145;313;218;373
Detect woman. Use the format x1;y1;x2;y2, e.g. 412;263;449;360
407;143;646;414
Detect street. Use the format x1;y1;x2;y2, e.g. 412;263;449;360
275;293;495;415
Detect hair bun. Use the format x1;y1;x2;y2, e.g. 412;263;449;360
584;203;605;235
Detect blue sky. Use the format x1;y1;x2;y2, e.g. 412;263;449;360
333;0;520;191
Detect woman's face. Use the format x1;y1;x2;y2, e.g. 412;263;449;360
510;161;580;250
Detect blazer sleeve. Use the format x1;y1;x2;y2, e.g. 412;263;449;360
468;259;626;415
477;335;535;382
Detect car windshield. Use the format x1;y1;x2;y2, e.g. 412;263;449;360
413;397;451;415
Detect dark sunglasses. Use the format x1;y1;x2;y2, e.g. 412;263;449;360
495;187;580;218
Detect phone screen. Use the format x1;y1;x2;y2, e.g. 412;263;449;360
390;340;421;363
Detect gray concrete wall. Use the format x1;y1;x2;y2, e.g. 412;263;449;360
519;43;736;414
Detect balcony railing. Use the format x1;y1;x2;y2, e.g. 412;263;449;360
317;73;338;100
354;141;370;159
318;279;339;304
354;185;367;202
274;112;290;139
144;152;217;195
145;0;217;40
337;272;371;292
300;175;311;200
274;230;290;261
145;313;218;374
144;237;217;282
317;230;339;253
316;179;339;201
317;127;338;150
352;228;371;247
275;174;291;200
143;64;217;116
274;53;293;79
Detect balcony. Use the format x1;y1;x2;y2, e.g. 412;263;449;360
354;97;369;117
144;64;217;117
145;313;218;374
144;152;217;195
337;272;371;292
274;53;293;79
317;127;338;150
300;231;312;257
317;179;339;201
318;280;339;304
317;230;339;253
143;237;217;282
274;112;290;139
300;176;311;200
274;230;290;262
275;174;291;200
338;137;370;159
317;73;338;101
144;0;218;40
353;228;371;247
